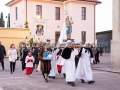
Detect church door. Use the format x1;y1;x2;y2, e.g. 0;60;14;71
81;31;86;44
55;32;60;45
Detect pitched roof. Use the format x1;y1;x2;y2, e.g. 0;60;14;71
6;0;101;6
5;0;22;6
81;0;101;3
54;0;101;3
5;0;15;5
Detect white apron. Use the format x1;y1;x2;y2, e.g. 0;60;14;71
61;50;78;82
49;50;59;76
75;48;93;81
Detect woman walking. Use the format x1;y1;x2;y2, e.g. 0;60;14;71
8;44;17;74
39;44;52;83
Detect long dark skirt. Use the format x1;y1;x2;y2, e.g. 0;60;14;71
34;55;39;64
41;60;51;72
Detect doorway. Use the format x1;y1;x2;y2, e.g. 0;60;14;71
81;31;86;44
55;31;60;45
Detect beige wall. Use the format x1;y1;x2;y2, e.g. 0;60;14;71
0;28;30;56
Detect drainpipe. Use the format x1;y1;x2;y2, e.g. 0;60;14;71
94;3;97;46
26;0;27;22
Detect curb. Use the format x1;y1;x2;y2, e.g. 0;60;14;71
92;69;120;74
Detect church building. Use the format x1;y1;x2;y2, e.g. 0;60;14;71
6;0;101;44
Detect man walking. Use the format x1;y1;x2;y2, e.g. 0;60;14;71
0;42;6;70
75;42;95;84
61;40;78;86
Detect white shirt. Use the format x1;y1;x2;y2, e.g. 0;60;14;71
25;56;34;67
8;48;17;62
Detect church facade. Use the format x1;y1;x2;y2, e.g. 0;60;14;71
6;0;101;44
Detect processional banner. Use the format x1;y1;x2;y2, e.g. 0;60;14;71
34;20;47;42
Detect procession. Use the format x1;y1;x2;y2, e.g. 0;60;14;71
0;37;101;87
0;7;99;85
1;0;120;90
0;0;104;89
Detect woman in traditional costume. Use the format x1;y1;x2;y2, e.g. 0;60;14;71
38;44;52;83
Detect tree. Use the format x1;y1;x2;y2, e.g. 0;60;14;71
0;12;5;27
7;13;10;27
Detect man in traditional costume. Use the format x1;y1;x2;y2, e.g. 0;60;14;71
75;42;95;84
61;40;78;86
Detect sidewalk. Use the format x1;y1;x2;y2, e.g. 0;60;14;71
92;53;120;73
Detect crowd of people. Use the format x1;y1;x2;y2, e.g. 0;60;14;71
0;40;100;87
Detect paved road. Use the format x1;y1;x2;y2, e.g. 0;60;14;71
0;55;120;90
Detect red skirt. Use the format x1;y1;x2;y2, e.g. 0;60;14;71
57;65;62;72
26;67;33;75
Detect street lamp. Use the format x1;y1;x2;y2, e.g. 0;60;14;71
36;15;41;20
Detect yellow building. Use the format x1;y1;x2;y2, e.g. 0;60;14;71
0;28;30;56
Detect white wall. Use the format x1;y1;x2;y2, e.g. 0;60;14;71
27;0;64;41
10;0;25;28
66;1;95;43
9;0;96;43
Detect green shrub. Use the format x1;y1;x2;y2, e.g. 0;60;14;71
99;47;104;53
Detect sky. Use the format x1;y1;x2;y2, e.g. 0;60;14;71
0;0;112;32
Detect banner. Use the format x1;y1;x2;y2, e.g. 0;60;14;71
34;20;46;42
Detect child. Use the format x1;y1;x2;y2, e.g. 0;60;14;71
56;49;62;74
25;51;34;76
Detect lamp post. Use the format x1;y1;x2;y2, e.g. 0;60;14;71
36;15;41;20
26;0;27;22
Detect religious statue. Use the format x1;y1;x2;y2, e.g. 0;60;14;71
56;1;74;47
63;1;74;39
65;16;74;39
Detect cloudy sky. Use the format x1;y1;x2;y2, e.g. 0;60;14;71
0;0;112;32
